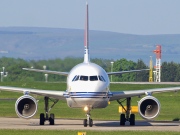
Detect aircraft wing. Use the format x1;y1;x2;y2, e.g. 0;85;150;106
110;87;180;101
107;69;149;75
0;86;66;100
23;68;69;76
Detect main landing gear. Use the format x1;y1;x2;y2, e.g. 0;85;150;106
40;97;59;125
83;107;93;127
117;97;135;126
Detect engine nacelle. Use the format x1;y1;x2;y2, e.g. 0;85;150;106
15;95;38;119
138;96;160;120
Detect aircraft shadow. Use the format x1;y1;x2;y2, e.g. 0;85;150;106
94;121;179;127
28;120;179;127
94;121;151;127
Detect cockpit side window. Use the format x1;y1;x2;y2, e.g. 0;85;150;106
72;75;79;81
72;75;77;81
101;76;106;82
80;76;88;81
98;75;106;82
98;75;103;81
74;75;79;81
90;76;98;81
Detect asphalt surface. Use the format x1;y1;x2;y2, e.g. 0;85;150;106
0;118;179;131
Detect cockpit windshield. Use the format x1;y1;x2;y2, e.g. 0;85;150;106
80;76;88;81
90;76;98;81
72;75;106;82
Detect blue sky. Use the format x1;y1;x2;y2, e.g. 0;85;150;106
0;0;180;35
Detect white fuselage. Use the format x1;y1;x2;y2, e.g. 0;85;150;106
64;62;112;109
62;3;113;110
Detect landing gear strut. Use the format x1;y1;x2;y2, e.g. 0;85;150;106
83;108;93;127
117;97;135;126
40;97;59;125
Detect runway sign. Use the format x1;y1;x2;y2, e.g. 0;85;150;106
78;132;86;135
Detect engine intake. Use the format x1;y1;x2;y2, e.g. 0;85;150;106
138;96;160;120
15;95;38;119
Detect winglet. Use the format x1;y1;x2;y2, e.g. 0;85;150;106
84;2;90;63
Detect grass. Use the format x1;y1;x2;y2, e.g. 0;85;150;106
0;82;180;121
0;130;179;135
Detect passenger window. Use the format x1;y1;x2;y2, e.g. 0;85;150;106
80;76;88;81
90;76;98;81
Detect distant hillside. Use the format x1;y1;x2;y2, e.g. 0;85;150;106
0;27;180;64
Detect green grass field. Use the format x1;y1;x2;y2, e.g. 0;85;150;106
0;82;180;121
0;130;179;135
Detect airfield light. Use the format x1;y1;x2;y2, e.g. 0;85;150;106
45;74;48;83
1;67;8;82
1;72;3;82
110;62;114;82
43;65;48;82
43;65;46;70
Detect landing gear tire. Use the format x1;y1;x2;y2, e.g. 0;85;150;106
120;114;126;126
89;118;93;127
49;113;55;125
130;114;135;126
40;113;45;125
83;119;88;127
40;97;58;126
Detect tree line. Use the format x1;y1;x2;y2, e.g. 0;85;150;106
0;57;179;82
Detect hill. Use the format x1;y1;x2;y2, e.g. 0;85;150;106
0;27;180;64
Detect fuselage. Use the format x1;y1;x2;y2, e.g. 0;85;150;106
64;62;112;109
62;2;113;110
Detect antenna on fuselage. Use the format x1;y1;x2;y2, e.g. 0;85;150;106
84;2;90;63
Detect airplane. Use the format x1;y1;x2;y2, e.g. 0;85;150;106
0;2;180;127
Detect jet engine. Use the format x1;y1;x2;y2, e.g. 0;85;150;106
138;96;160;120
15;95;38;119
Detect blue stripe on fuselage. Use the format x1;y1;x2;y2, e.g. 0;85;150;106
63;92;113;98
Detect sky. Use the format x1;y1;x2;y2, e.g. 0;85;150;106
0;0;180;35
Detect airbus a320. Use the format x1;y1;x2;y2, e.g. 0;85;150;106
0;2;180;127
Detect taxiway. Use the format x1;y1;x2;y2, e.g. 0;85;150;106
0;118;179;131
